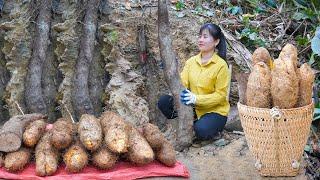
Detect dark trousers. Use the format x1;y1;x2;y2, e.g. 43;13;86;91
157;95;227;140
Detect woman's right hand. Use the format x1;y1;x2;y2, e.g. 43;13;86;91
180;89;196;105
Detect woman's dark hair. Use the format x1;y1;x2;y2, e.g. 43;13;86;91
199;23;227;60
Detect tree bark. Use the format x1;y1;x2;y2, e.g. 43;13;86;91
138;25;167;129
25;0;52;115
88;40;104;117
72;0;99;120
158;0;193;151
0;30;10;124
0;113;47;152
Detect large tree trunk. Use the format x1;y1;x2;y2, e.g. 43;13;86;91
72;0;99;120
25;0;52;115
0;113;47;152
158;0;193;151
138;25;167;128
53;0;80;120
0;30;10;124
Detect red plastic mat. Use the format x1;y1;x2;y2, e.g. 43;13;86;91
0;161;189;180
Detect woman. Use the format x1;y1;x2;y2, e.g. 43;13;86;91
158;23;230;143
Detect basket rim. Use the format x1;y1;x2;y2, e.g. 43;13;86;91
237;102;314;111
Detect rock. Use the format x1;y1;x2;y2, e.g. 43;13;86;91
234;72;250;105
214;139;229;147
225;106;243;132
229;82;239;106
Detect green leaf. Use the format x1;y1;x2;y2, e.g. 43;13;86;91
313;107;320;114
266;0;277;8
232;6;242;15
195;5;203;13
217;0;225;6
206;11;215;17
175;1;185;11
316;27;320;39
314;115;320;121
248;32;258;40
242;14;254;27
302;9;317;21
255;6;266;13
304;144;312;153
308;53;315;65
246;0;259;7
217;0;231;6
294;0;308;8
295;35;309;46
227;6;242;15
293;12;308;20
311;36;320;55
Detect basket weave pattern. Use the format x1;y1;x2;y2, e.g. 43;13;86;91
237;102;314;176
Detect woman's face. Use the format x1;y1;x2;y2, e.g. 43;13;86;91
198;29;220;53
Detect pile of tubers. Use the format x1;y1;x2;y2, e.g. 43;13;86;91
246;44;315;109
1;111;176;176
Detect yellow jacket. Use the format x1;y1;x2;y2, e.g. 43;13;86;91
180;53;230;118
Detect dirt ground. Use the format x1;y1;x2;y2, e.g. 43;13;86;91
147;132;308;180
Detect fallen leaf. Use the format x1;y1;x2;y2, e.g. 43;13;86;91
125;0;131;11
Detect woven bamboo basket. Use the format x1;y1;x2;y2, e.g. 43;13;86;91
237;102;314;177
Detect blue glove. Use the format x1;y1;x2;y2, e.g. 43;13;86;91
180;89;196;105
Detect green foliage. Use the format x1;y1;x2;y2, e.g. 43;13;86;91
194;5;203;14
295;35;309;46
266;0;277;8
235;27;266;49
171;0;319;57
241;14;254;27
245;0;274;13
189;4;215;17
235;14;266;49
289;0;320;27
175;0;185;11
293;9;318;22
